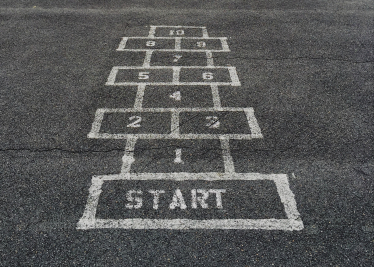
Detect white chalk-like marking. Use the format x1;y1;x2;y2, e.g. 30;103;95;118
210;84;222;109
77;177;103;229
172;67;180;84
228;67;241;86
108;82;238;86
105;67;120;86
174;148;183;164
89;133;262;140
169;189;187;209
143;50;153;67
202;27;209;38
220;38;230;52
87;107;262;140
206;51;214;66
125;190;143;209
175;37;182;51
77;173;304;231
116;37;129;51
170;109;180;137
191;189;209;209
121;37;226;39
273;175;302;221
220;137;235;173
105;66;240;86
121;136;137;173
169;91;181;101
209;189;226;209
133;84;146;110
148;190;166;209
150;25;207;29
87;109;105;138
78;218;303;230
148;26;157;37
106;66;235;69
244;108;263;138
118;49;228;52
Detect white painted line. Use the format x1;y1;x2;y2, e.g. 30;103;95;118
105;66;240;86
228;67;241;86
170;109;180;137
143;50;153;67
89;133;262;140
78;177;103;224
78;218;303;231
273;175;302;221
202;27;209;38
172;67;180;84
117;49;229;52
87;107;263;139
210;84;222;109
108;66;234;69
244;108;263;138
206;51;214;66
220;38;230;52
121;137;137;173
105;67;120;86
116;37;129;51
92;172;286;181
109;82;238;86
121;37;228;40
220;137;235;173
77;173;304;231
150;25;207;29
87;109;105;138
133;84;146;110
89;107;256;113
148;26;157;37
175;37;182;51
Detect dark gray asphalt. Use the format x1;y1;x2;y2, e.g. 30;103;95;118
1;1;373;266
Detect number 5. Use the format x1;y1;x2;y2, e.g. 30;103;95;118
138;72;149;80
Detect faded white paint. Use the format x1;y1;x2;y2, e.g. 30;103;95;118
87;107;263;140
105;66;241;86
78;25;303;232
77;173;304;231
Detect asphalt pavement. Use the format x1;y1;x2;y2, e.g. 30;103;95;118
0;1;373;266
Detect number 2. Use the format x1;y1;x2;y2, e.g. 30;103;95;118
127;116;142;128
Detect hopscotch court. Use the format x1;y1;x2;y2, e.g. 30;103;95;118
78;26;304;231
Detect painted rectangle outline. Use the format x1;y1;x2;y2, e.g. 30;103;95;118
87;107;263;140
116;37;229;52
106;66;241;86
77;173;304;231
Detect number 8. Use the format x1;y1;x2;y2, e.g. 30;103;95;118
203;72;213;80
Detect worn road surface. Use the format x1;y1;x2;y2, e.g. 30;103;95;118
1;0;373;265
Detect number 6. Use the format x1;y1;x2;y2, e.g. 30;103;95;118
203;72;213;80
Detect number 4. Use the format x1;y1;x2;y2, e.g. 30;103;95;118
169;91;181;101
